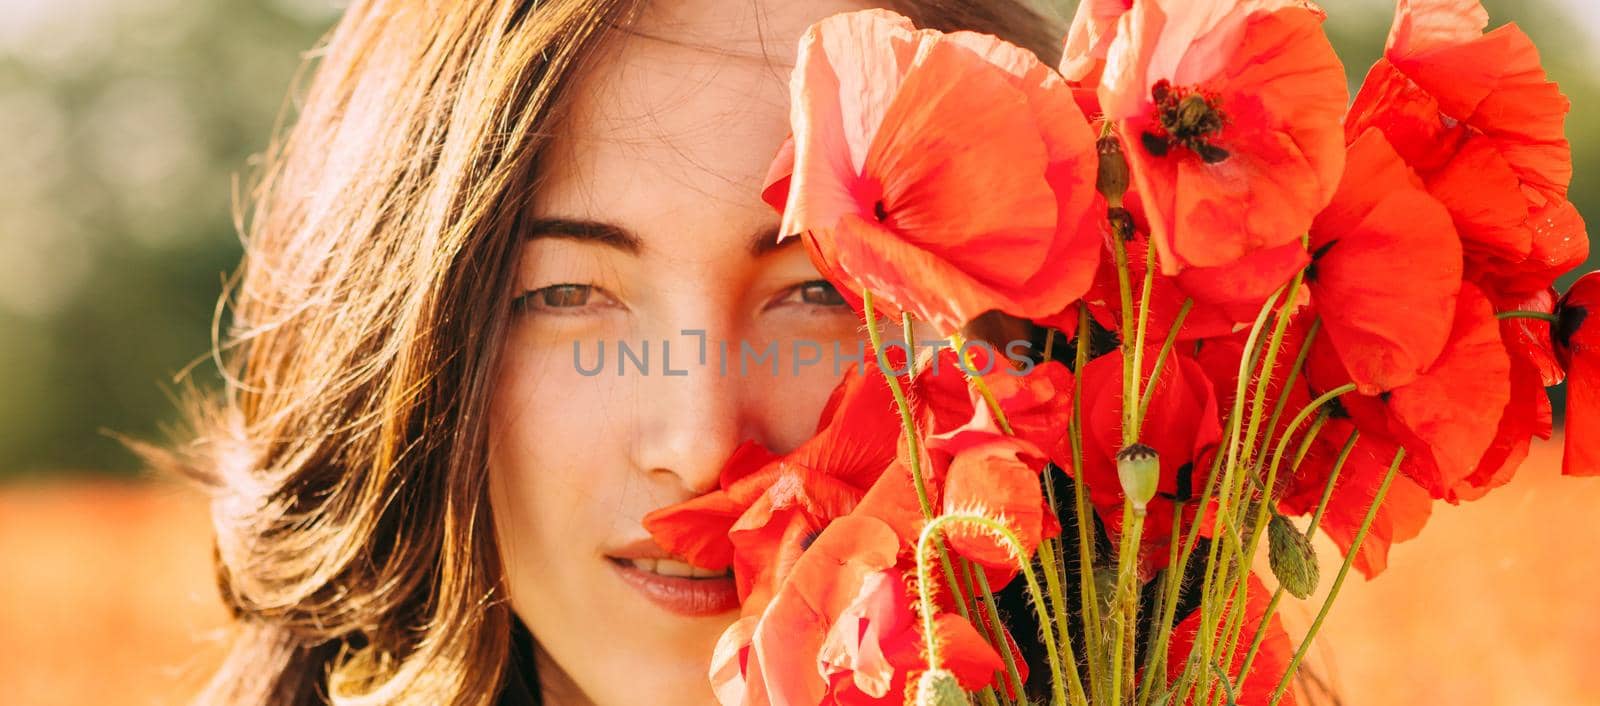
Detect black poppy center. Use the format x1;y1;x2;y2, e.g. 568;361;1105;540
1142;79;1230;164
1555;304;1588;352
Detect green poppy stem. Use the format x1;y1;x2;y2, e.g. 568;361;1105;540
1495;309;1558;322
916;514;1071;706
1268;447;1406;705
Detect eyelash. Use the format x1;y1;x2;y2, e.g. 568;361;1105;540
510;279;849;315
511;284;611;315
774;279;849;309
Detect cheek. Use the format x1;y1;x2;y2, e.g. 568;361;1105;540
486;337;625;591
745;314;873;451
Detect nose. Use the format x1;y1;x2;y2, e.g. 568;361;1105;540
630;330;751;496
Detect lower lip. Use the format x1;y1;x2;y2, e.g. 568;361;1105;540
608;559;739;617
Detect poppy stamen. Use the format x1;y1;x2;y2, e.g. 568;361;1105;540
1145;79;1230;163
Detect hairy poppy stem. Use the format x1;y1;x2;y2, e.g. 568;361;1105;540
1109;503;1146;706
1109;225;1139;446
1233;429;1359;693
949;332;1014;436
1211;383;1353;695
1135;499;1188;706
950;329;1085;705
974;567;1028;704
1194;269;1305;701
861;291;931;517
1068;308;1108;702
1171;284;1285;703
1268;447;1405;706
1129;222;1163;437
862;292;974;631
1136;298;1195;424
1262;319;1323;445
916;514;1074;706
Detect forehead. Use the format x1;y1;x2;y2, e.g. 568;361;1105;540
532;0;870;225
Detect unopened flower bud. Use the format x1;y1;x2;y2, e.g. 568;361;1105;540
1267;513;1319;599
915;668;971;706
1116;443;1160;516
1096;135;1130;205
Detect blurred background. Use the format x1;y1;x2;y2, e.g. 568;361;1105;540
0;0;1596;704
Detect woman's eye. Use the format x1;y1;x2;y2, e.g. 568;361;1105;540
788;279;848;307
512;284;608;313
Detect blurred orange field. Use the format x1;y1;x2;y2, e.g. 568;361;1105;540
2;439;1597;706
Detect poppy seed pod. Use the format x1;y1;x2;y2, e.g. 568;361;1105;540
1096;135;1130;206
914;668;971;706
1267;513;1319;599
1115;442;1160;515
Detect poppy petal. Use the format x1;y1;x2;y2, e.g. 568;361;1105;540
1308;128;1462;394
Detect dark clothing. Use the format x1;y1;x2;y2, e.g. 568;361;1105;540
497;616;541;706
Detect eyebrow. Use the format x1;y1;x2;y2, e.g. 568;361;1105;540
524;218;791;256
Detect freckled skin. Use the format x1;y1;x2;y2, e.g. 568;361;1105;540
485;1;874;705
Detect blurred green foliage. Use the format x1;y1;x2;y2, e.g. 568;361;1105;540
0;0;337;477
0;0;1593;477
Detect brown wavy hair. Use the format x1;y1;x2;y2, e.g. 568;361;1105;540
151;1;1067;704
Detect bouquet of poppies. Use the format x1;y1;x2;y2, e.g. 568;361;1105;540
646;0;1597;704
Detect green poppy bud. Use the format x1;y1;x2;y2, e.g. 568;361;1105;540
914;668;971;706
1116;443;1160;516
1268;513;1319;599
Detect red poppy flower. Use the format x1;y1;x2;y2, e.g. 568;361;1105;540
1059;0;1131;86
1081;221;1306;344
1446;288;1561;499
1191;317;1433;578
776;9;1102;333
1304;128;1463;394
1307;283;1510;496
1278;418;1433;578
1556;272;1600;477
709;515;901;706
931;430;1051;573
644;360;905;607
854;395;1061;586
1068;348;1222;573
1163;574;1297;705
922;352;1075;452
1447;345;1551;501
708;513;1020;706
817;568;1008;704
1493;288;1566;386
1346;0;1587;296
1097;0;1347;274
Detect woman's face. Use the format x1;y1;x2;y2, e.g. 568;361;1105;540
488;1;871;704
